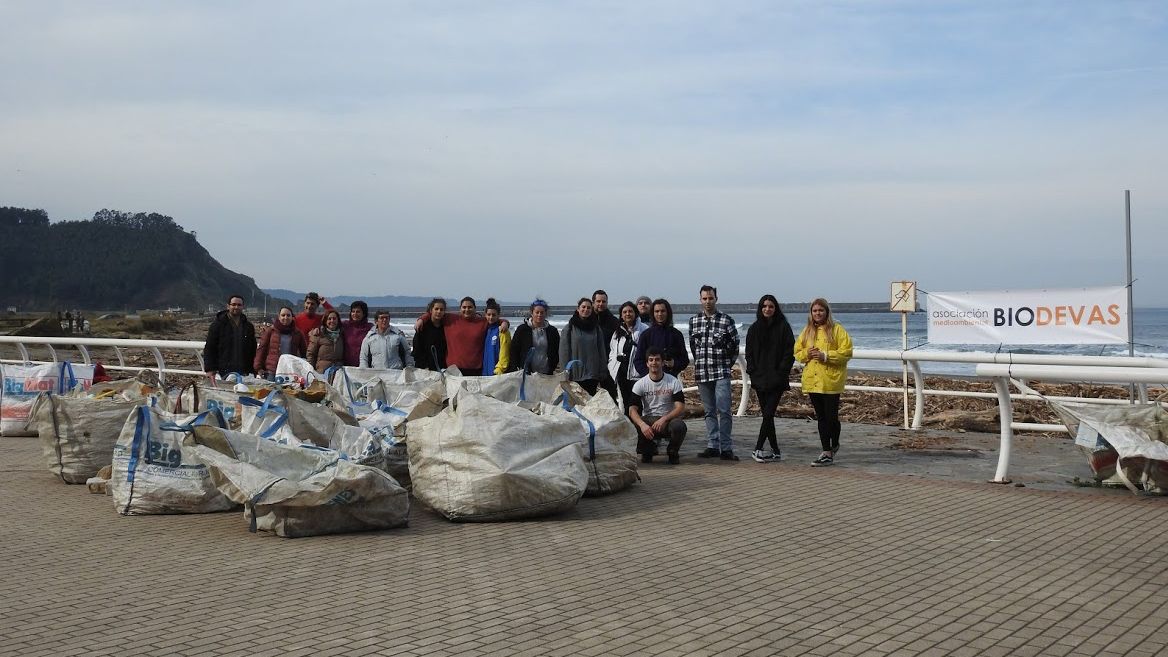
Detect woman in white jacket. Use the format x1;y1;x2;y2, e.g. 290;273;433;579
608;301;648;415
360;311;414;369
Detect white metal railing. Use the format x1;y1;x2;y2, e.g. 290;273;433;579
0;336;206;385
974;363;1168;484
6;335;1168;480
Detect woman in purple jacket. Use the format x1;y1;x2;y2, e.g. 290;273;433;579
341;300;371;367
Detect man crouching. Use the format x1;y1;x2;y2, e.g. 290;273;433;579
628;347;688;465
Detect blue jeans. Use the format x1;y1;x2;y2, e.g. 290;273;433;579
697;378;733;451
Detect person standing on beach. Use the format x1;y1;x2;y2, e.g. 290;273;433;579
559;297;609;396
482;298;511;375
341;300;372;367
307;309;345;373
629;348;688;464
690;285;740;461
608;301;647;414
254;306;307;379
412;298;449;371
592;290;620;402
361;310;413;369
795;298;853;467
633;299;689;378
745;294;795;462
636;296;654;325
510;298;559;374
294;292;333;337
203;294;258;378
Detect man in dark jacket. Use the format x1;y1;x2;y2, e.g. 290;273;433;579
592;289;620;402
633;299;689;378
203;295;257;377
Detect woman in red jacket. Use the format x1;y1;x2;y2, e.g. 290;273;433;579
254;306;307;379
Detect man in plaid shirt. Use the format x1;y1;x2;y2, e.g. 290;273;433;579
689;284;741;460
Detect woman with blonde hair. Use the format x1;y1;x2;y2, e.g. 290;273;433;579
794;298;853;466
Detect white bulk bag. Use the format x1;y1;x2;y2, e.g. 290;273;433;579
188;425;409;538
30;392;148;484
1051;401;1168;494
237;392;384;469
1;362;95;436
109;406;236;515
550;391;640;496
408;390;588;521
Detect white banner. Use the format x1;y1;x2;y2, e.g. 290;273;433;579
928;287;1128;345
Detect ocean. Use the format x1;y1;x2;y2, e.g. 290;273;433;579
392;308;1168;377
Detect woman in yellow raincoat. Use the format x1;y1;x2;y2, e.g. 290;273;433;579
794;298;853;466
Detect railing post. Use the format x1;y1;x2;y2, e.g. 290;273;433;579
736;355;750;417
991;376;1014;484
909;361;924;430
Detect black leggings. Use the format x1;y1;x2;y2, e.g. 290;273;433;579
808;393;841;453
753;388;783;452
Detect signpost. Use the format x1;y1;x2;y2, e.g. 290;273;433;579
891;282;917;429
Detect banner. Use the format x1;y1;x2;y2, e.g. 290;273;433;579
927;287;1128;345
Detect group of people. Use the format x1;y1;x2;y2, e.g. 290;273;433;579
202;288;852;467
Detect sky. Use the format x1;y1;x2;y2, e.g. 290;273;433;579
3;1;1167;306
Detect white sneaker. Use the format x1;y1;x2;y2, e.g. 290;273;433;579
751;450;775;463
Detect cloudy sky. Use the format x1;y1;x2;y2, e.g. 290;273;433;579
3;1;1166;305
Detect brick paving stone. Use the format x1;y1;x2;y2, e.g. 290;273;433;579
4;417;1168;656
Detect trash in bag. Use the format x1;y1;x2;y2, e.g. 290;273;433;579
408;390;589;522
334;366;443;406
443;369;586;407
1;362;95;436
237;392;384;470
1050;400;1168;494
187;425;409;538
546;391;639;496
109;406;237;515
29;391;150;484
174;377;276;426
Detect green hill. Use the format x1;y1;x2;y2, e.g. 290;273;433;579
0;207;273;311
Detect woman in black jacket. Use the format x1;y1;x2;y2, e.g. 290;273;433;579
509;298;560;375
745;294;795;462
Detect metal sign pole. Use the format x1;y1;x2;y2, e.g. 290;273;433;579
1126;190;1135;402
890;281;917;429
902;310;910;429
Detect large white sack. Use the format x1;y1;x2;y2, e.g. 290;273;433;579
109;406;237;515
237;392;384;469
274;354;318;388
1051;401;1168;494
1;362;95;436
188;425;409;538
408;390;588;522
334;366;443;405
546;392;640;496
30;392;147;484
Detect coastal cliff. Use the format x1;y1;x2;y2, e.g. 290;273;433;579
0;206;268;311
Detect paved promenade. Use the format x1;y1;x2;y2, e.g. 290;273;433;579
3;418;1167;657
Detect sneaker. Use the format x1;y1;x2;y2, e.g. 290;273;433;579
667;452;680;465
751;450;774;463
811;454;834;467
698;447;720;458
720;450;739;461
773;449;782;461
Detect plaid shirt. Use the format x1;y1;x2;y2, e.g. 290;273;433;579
689;311;739;382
